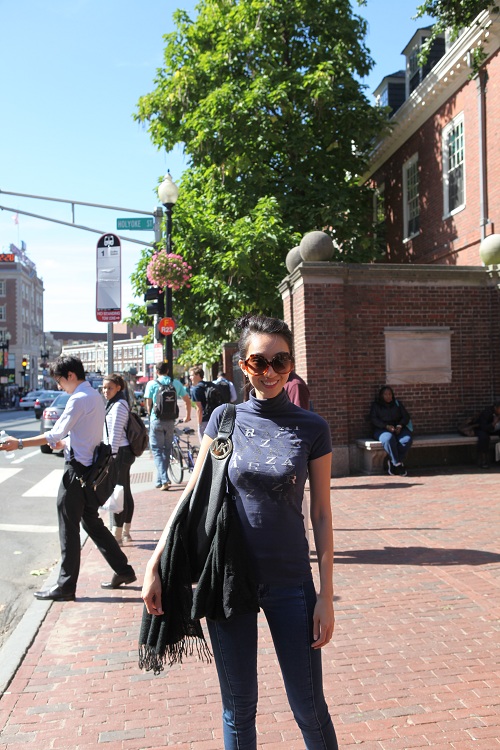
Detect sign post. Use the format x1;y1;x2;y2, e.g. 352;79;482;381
96;233;121;373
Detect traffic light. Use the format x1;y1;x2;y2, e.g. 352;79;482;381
144;287;165;318
21;357;28;370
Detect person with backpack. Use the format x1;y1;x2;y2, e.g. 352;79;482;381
144;362;192;490
102;373;137;545
214;370;238;403
189;365;231;441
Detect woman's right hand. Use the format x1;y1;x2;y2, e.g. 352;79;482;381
142;561;163;615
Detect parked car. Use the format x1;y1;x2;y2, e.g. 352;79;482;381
34;390;60;419
39;392;70;453
19;390;44;410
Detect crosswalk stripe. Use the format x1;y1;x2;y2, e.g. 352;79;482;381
0;523;58;533
22;469;63;498
0;467;22;485
11;449;41;464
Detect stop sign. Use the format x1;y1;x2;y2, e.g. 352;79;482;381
159;317;176;336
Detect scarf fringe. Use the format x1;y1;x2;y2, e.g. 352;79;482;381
138;635;212;676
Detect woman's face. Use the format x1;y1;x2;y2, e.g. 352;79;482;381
102;380;121;401
239;333;293;400
382;388;393;403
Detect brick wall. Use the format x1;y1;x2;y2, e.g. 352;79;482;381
280;262;500;474
373;48;500;266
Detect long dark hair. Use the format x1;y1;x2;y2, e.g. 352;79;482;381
236;314;294;360
377;385;395;404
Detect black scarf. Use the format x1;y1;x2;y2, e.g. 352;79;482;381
138;492;258;675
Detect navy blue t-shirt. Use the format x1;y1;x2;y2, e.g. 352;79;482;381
205;389;332;585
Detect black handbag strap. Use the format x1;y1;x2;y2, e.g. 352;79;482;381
216;403;236;440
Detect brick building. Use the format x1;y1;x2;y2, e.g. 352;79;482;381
366;7;500;266
0;243;44;391
277;8;500;476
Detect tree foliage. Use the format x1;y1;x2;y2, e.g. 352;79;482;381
415;0;499;72
132;0;388;363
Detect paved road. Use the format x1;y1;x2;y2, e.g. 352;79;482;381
0;410;63;648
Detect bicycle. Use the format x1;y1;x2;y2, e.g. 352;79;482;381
167;422;200;484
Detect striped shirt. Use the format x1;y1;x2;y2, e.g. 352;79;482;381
104;399;130;454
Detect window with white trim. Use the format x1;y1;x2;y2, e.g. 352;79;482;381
403;154;419;240
443;114;465;215
0;281;5;297
0;305;6;321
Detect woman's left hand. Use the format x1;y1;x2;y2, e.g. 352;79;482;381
311;594;335;649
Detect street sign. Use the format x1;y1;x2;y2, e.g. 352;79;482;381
159;317;176;336
96;233;121;323
154;343;163;363
116;217;154;231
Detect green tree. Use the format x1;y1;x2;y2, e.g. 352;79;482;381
132;0;388;362
415;1;498;72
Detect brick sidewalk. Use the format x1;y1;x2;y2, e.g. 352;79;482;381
0;462;499;749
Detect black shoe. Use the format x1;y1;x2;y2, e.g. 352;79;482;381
101;571;137;589
388;461;397;475
388;462;403;476
399;464;408;477
34;585;75;602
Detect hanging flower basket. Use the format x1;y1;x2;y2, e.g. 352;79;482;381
146;251;192;292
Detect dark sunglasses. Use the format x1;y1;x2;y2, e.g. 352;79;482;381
244;352;294;376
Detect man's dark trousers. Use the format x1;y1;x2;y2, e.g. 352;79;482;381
56;462;134;594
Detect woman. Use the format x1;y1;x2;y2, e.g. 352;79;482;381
102;373;135;544
142;314;338;750
370;385;413;476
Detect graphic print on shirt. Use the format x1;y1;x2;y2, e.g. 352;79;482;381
231;423;303;506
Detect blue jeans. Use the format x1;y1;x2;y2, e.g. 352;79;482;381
149;419;174;485
207;580;338;750
374;426;413;465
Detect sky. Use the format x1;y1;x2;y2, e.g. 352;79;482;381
0;0;432;333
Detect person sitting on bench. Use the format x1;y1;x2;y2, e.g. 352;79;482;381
369;386;413;476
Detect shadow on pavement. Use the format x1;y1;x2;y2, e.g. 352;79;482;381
334;546;500;566
334;482;423;490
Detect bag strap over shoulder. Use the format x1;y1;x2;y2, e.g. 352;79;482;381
216;403;236;440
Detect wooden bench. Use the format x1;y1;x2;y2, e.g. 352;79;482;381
353;433;500;474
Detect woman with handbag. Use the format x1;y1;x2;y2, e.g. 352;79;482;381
102;373;136;544
142;314;338;750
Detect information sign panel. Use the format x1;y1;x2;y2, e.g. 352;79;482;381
96;233;121;322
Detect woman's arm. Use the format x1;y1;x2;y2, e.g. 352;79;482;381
308;452;335;649
141;432;214;615
370;402;386;430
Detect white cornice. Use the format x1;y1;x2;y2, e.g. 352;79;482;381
364;7;500;180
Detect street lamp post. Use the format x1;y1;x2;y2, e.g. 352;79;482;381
157;172;179;380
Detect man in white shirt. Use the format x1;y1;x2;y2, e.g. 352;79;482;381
0;356;136;601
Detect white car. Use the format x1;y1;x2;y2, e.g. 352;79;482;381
19;390;44;410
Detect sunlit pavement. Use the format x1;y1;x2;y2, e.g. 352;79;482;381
0;460;499;749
